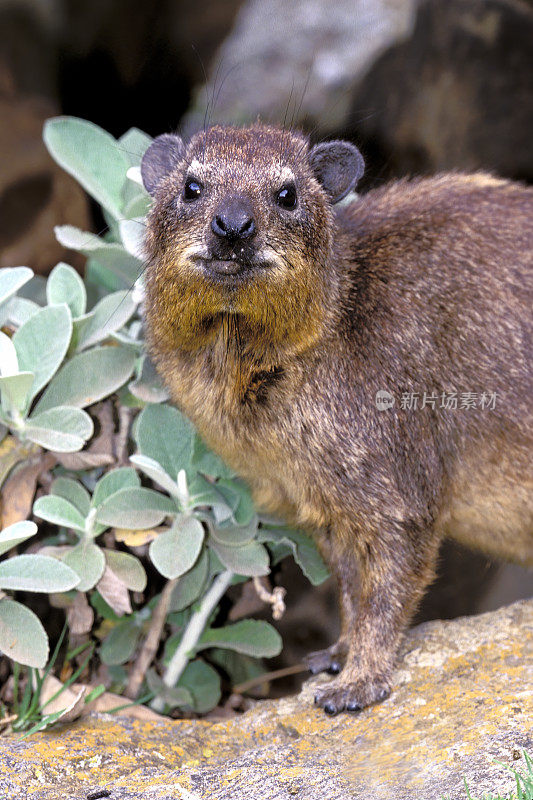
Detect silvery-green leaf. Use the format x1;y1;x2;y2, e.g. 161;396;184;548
209;519;257;548
50;477;91;517
25;406;93;452
169;549;209;612
191;434;236;479
135;404;195;481
44;117;130;219
0;267;33;308
129;355;169;403
0;296;40;327
196;619;282;658
118;218;145;259
92;466;140;508
46;262;86;317
100;617;141;665
123;193;151;220
55;226;144;286
73;290;137;352
0;554;79;592
103;549;147;592
177;659;221;714
63;541;105;591
95;487;175;529
13;304;72;401
0;597;48;667
149;516;204;579
0;331;18;376
0;371;34;414
215;479;255;526
33;494;86;532
258;526;329;586
118;128;152;167
0;520;38;558
35;346;136;413
130;454;180;497
209;539;269;577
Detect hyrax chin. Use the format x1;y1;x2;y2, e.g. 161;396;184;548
141;123;532;715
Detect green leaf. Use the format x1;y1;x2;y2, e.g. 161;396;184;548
104;549;147;592
191;434;236;479
215;479;256;526
258;526;329;585
149;516;204;579
197;620;282;658
50;477;91;517
92;467;140;508
209;649;266;687
35;346;136;412
44;117;130;219
177;659;221;714
129;454;180;497
13;304;72;402
0;267;33;309
2;296;40;327
55;226;144;286
0;554;79;592
95;487;175;530
0;372;34;415
128;355;169;404
33;494;86;532
25;406;93;452
135;404;195;480
209;539;269;577
0;597;48;667
210;519;257;548
118;127;152;166
73;291;137;352
100;617;141;665
63;541;105;591
46;263;86;317
118;219;145;259
145;669;192;709
0;520;38;558
168;549;209;612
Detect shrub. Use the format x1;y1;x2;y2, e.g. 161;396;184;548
0;117;328;720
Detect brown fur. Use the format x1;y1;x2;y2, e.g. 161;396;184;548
143;124;532;714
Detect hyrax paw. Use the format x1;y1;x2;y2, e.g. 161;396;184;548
313;677;391;716
304;645;346;676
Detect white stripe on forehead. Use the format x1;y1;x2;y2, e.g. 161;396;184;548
268;164;296;184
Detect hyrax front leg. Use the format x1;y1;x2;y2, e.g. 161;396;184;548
305;531;357;676
313;524;440;715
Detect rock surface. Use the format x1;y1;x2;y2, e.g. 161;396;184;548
1;599;531;799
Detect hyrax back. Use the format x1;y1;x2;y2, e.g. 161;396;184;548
141;124;532;715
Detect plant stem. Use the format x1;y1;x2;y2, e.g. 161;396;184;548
151;569;234;713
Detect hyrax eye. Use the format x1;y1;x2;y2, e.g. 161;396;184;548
183;178;203;202
275;183;298;210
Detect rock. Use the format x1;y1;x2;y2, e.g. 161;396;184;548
182;0;533;184
181;0;418;138
1;599;531;799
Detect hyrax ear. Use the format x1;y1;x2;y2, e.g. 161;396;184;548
309;140;364;203
141;133;186;196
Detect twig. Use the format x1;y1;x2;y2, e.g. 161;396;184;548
253;576;286;619
0;713;17;729
124;577;178;700
233;663;308;696
115;404;133;465
151;569;234;713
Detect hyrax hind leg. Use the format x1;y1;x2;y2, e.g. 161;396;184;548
312;522;440;715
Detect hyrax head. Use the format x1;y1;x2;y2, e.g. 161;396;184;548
141;124;364;353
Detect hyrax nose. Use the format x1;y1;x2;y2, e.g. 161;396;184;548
211;197;255;242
